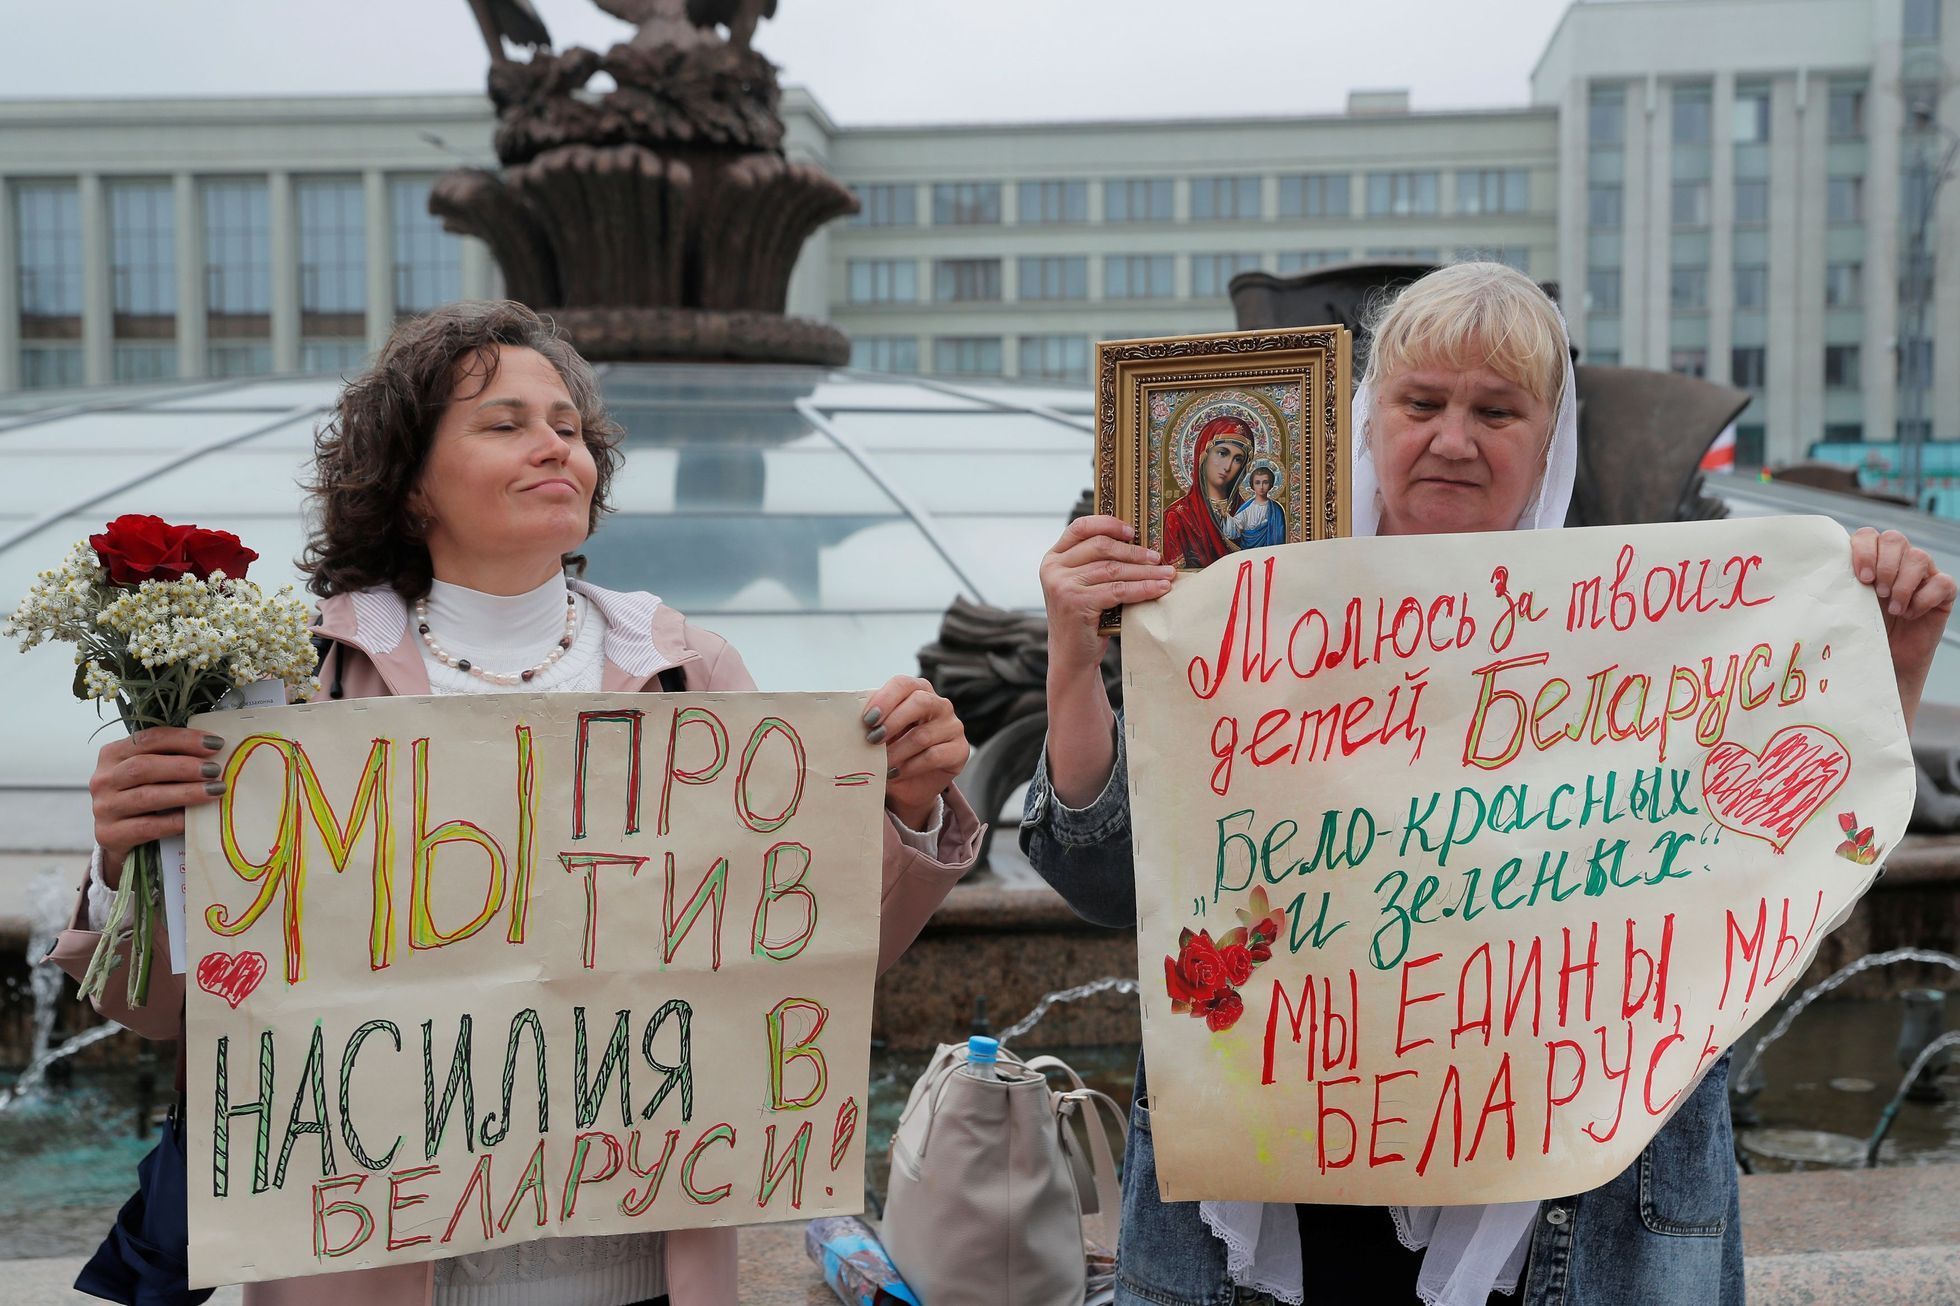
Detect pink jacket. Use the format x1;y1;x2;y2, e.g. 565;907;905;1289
47;579;982;1306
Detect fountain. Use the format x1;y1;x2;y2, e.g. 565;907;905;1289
437;0;857;364
0;868;122;1115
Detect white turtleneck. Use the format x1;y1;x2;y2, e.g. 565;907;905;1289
417;574;607;694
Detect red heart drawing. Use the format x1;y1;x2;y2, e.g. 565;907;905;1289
195;951;269;1009
1701;725;1851;852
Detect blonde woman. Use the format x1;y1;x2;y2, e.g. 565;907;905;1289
1026;262;1954;1306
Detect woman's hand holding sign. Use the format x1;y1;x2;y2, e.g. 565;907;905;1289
1039;515;1176;807
864;674;969;832
1850;526;1957;730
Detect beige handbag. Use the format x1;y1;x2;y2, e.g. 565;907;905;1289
883;1042;1123;1306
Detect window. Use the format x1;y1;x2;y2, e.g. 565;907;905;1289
1278;250;1349;273
1904;81;1942;133
850;336;919;374
1826;261;1863;308
19;344;83;388
1670;348;1708;378
1904;165;1940;221
1672;84;1713;145
932;336;1002;377
1105;254;1174;298
297;178;365;315
1104;178;1173;223
1365;246;1441;261
1588;184;1623;229
1277;174;1349;219
1190;176;1261;221
1733;180;1769;226
15;181;83;319
1367;171;1439;217
1017;180;1087;225
1829;83;1865;140
1672;181;1711;228
1823;423;1864;444
934;258;1002;302
1901;252;1937;302
1827;177;1863;224
1671;264;1708;310
1902;337;1935;389
846;259;917;304
1732;88;1771;144
1190;253;1259;297
1018;334;1090;383
1589;85;1625;145
1587;267;1621;314
1737;425;1766;464
299;340;366;374
202;178;271;318
108;181;175;318
1457;169;1529;215
1455;246;1530;272
931;183;1001;226
389;178;461;315
1017;256;1087;301
852;184;917;227
208;341;272;378
1905;0;1940;41
1589;349;1622;367
1734;264;1768;310
1824;344;1861;389
113;342;177;382
1732;346;1767;389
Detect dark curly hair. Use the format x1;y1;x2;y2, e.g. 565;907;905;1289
301;300;624;601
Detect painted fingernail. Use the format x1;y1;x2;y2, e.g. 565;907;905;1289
202;734;224;750
867;725;887;744
200;761;220;779
888;766;900;779
204;781;227;796
862;707;882;727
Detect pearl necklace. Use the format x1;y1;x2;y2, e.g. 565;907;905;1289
414;591;577;686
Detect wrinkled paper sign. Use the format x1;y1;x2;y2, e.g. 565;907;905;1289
1124;516;1914;1204
184;692;883;1286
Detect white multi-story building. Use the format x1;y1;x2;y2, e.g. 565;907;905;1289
1;0;1955;466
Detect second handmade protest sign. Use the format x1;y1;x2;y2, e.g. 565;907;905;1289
182;692;883;1287
1123;515;1915;1205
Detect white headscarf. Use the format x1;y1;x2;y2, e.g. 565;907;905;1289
1198;299;1581;1306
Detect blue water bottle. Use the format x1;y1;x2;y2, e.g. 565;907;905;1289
961;1034;1002;1081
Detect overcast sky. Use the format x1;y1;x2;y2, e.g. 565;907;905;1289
8;0;1573;123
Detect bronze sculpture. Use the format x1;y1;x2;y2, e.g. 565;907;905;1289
440;0;855;365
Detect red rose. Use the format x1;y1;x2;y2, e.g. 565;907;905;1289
1203;990;1245;1032
1218;943;1254;985
1178;932;1228;993
182;527;257;580
89;514;196;585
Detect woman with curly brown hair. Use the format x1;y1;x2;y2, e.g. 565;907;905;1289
56;299;982;1306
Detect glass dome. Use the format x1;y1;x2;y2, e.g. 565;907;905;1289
0;364;1093;842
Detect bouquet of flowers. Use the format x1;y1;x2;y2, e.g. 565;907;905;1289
4;514;319;1006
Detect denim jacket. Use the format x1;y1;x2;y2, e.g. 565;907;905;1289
1020;722;1744;1306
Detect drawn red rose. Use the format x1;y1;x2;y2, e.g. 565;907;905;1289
89;514;196;585
182;527;257;580
1202;989;1245;1032
1177;931;1228;993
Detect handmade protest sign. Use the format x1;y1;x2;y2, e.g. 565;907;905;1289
183;692;883;1287
1123;516;1915;1205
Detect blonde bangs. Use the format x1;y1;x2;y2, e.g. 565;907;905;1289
1362;261;1567;411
